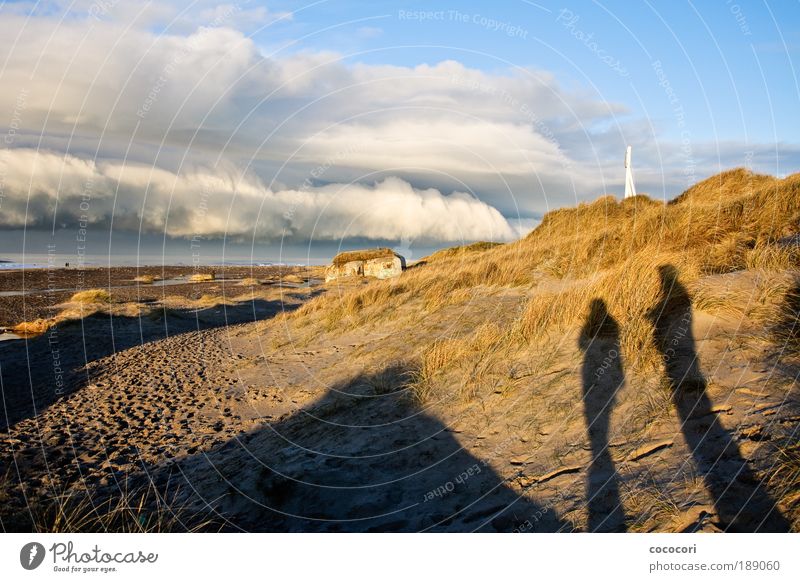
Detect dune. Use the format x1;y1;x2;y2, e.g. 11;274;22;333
2;168;798;532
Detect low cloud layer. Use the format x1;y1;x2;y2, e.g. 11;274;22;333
0;149;518;243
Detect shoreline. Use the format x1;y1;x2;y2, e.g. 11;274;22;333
0;264;323;328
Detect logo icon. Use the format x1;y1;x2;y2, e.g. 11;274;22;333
20;542;46;570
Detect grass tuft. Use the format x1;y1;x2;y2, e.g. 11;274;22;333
70;289;112;304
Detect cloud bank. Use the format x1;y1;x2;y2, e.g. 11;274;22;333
0;149;517;243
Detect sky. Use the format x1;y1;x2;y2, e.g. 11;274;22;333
0;0;798;264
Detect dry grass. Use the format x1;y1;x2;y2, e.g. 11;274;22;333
282;274;306;284
70;289;112;304
159;294;235;310
10;290;117;335
768;275;800;373
133;275;158;283
421;241;504;263
408;322;509;404
189;273;215;282
746;242;799;271
768;436;800;531
11;318;55;335
238;277;261;286
331;248;397;266
691;270;795;321
290;169;800;380
513;251;699;373
281;169;800;424
12;483;219;533
622;478;682;532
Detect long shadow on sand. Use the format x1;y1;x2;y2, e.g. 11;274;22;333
648;265;789;532
127;365;571;532
579;299;627;532
0;297;307;430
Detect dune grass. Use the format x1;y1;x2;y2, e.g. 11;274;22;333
331;248;398;266
421;241;504;263
70;289;112;304
11;318;55;335
290;168;800;379
768;435;800;529
5;481;220;533
133;275;158;284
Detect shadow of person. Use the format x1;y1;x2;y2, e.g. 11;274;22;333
648;265;789;531
114;365;570;532
0;296;306;430
579;299;628;532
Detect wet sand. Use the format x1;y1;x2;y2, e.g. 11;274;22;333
0;265;309;327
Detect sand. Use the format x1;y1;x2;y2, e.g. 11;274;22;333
1;267;797;532
0;265;314;327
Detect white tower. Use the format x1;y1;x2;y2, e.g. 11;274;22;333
624;145;636;198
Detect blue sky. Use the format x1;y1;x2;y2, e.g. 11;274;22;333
0;1;798;263
256;0;800;146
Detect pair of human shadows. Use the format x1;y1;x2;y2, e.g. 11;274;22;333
123;365;572;532
578;265;789;532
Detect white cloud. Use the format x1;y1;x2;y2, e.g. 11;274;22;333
0;149;516;243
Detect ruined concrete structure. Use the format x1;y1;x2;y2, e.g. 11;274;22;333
325;248;406;282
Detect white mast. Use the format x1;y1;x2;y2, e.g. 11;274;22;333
624;145;636;198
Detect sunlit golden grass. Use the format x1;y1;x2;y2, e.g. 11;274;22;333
70;289;112;304
285;167;800;386
11;318;55;335
409;322;509;404
691;270;795;321
767;275;800;370
189;273;215;282
768;435;800;531
421;241;504;263
238;277;261;286
133;274;158;283
282;274;306;284
159;294;236;311
331;247;397;266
